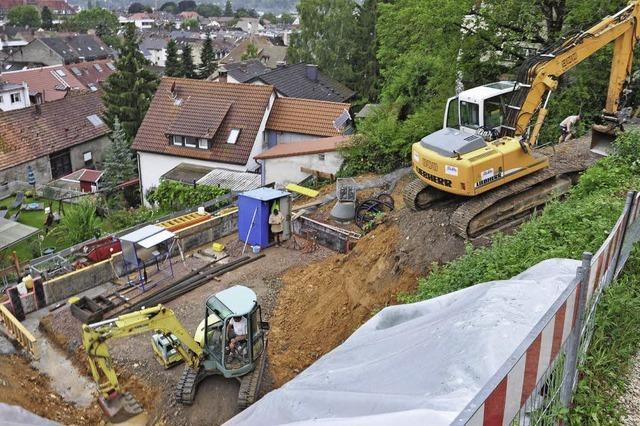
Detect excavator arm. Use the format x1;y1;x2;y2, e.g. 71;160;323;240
81;305;203;401
501;2;640;148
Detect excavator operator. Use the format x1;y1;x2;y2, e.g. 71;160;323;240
227;315;248;354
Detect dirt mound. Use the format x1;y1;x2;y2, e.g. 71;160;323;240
268;183;466;385
0;353;102;425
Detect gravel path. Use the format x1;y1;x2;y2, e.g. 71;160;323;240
621;351;640;425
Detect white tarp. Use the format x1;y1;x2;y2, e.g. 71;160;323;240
227;259;580;426
0;403;59;425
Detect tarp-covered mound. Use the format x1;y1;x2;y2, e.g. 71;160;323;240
0;403;59;425
227;259;580;426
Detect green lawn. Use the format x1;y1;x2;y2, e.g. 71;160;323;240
0;195;77;263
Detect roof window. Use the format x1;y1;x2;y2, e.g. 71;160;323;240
106;62;116;70
94;64;103;72
87;114;105;127
71;67;81;76
227;128;240;144
55;69;66;77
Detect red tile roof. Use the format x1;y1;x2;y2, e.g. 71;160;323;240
0;92;109;172
133;78;274;165
1;65;84;102
78;169;103;183
255;135;349;159
64;59;116;90
266;97;350;137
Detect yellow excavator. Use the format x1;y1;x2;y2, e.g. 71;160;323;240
404;2;639;237
81;285;268;421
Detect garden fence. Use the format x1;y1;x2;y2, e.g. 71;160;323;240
453;191;640;425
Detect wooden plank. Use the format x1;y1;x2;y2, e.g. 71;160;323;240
300;167;335;181
286;183;320;198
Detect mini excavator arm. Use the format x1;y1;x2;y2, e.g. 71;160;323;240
81;305;203;400
501;2;640;148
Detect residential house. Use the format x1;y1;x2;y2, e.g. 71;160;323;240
178;11;200;21
0;80;29;110
0;0;75;15
129;13;155;29
7;34;116;67
255;135;348;185
256;63;355;103
140;37;167;66
133;78;276;202
133;78;351;202
211;59;270;83
0;91;110;184
258;45;287;68
235;18;261;34
220;36;273;65
264;97;351;147
65;59;116;91
1;64;84;103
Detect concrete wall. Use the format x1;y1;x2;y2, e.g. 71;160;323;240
41;209;239;305
69;135;111;171
263;151;343;185
0;156;52;186
10;40;64;66
293;216;353;253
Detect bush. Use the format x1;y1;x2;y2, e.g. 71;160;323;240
105;208;158;232
146;181;229;211
54;199;102;245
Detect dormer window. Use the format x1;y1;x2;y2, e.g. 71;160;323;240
227;128;240;144
184;137;197;147
172;135;183;146
172;135;210;149
198;138;208;149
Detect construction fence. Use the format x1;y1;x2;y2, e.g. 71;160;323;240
453;191;640;425
0;304;38;359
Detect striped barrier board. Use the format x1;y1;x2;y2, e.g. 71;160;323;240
461;280;581;425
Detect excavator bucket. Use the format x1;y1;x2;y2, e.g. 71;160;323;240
98;392;144;423
590;124;618;156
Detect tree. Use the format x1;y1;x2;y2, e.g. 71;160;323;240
199;33;217;79
261;12;277;24
180;42;196;78
351;0;380;101
55;199;102;245
279;13;294;24
181;17;198;30
241;42;259;60
102;117;136;188
165;39;182;77
224;0;233;17
159;1;177;13
177;0;196;12
128;2;146;13
197;4;222;17
40;6;53;29
64;8;119;36
102;24;159;140
8;5;41;28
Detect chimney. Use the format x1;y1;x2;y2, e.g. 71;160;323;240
305;64;318;82
218;66;228;83
34;103;41;115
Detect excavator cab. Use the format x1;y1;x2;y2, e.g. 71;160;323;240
202;285;267;377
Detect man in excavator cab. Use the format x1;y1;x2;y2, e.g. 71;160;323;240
227;315;248;357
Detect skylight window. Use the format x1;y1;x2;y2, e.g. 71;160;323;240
87;46;92;51
106;62;116;71
227;128;240;144
94;64;103;72
87;114;105;127
88;83;98;92
71;67;81;76
55;69;66;77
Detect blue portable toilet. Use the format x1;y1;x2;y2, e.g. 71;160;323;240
238;187;291;247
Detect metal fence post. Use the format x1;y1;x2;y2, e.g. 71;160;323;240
560;252;593;406
613;191;636;279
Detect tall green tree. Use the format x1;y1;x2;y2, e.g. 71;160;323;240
102;117;137;188
197;4;222;17
224;0;233;17
199;33;217;78
241;42;259;60
165;39;182;77
40;6;53;29
102;24;159;139
159;1;177;13
180;43;196;78
8;5;41;27
181;17;199;30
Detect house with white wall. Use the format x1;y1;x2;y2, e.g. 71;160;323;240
0;81;30;111
133;78;353;203
255;135;348;185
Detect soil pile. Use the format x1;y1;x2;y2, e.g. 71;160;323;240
0;353;102;425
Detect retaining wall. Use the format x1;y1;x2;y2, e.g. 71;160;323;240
5;210;239;315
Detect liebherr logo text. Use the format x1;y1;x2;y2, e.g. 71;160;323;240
417;167;452;187
474;172;503;188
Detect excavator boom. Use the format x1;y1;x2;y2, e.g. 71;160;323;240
81;305;203;419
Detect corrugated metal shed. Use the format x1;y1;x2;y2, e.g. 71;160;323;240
161;163;214;184
197;168;262;192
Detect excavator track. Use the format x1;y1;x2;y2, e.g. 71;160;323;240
403;178;447;210
237;341;268;411
450;165;583;238
175;366;209;405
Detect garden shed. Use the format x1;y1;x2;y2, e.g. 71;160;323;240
237;188;291;248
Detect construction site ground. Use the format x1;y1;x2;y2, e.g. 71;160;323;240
2;137;595;425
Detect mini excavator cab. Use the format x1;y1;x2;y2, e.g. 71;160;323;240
199;285;268;378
